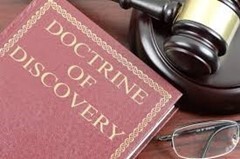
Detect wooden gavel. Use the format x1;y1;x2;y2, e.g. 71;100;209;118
112;0;240;76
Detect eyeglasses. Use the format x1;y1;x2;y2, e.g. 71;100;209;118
156;120;240;159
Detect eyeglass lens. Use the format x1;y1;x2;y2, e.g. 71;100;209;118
172;120;239;159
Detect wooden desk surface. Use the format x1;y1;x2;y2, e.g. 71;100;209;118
0;0;239;158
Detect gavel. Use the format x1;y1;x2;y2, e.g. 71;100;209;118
112;0;240;76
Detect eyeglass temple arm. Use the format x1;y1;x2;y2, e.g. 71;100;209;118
201;128;223;158
157;125;221;142
157;120;240;142
201;123;239;158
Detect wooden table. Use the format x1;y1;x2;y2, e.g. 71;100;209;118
0;0;239;158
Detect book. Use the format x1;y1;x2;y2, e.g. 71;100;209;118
0;0;182;158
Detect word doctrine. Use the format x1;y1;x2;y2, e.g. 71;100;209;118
45;19;149;105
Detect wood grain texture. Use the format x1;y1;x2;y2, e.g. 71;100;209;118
0;0;239;158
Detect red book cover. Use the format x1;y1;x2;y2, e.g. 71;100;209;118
0;0;181;158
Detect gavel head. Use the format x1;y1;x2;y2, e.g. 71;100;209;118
164;0;240;76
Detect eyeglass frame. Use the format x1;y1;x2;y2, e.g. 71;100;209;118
155;120;240;159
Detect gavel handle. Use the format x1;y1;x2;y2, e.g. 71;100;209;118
110;0;182;23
